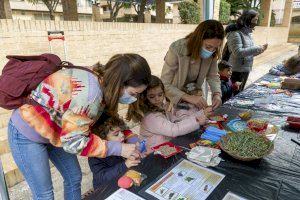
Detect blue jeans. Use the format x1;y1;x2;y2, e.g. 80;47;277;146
8;120;82;200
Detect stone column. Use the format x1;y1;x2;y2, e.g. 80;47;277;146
260;0;273;26
281;0;293;27
213;0;221;20
144;10;151;23
92;4;102;22
198;0;204;22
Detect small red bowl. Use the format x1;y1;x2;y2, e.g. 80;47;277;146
151;142;182;159
287;116;300;129
247;120;268;133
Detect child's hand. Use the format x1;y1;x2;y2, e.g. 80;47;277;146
125;157;141;168
235;82;242;90
196;115;208;125
204;106;213;117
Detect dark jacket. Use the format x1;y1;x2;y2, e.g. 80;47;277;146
220;75;238;103
88;156;128;189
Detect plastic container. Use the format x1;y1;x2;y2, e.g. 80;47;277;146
247;119;268;133
151;142;182;159
287;116;300;129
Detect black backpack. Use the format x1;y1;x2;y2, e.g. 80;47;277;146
222;32;243;62
222;43;230;62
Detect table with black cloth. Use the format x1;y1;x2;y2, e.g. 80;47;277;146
84;74;300;200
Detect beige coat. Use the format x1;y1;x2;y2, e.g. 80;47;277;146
161;38;221;105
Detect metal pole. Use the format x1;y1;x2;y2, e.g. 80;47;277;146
203;0;215;101
0;159;9;200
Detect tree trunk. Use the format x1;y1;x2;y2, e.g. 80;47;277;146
137;0;147;23
62;0;78;21
49;10;55;20
155;0;165;23
0;0;12;19
92;4;102;22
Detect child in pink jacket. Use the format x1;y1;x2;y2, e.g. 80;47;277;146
127;75;208;152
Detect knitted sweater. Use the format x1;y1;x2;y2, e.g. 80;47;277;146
11;68;120;157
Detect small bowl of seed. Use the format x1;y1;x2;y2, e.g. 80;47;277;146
151;142;183;159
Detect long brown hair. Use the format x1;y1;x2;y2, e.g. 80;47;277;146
285;55;300;74
186;20;225;60
93;54;151;115
127;75;166;122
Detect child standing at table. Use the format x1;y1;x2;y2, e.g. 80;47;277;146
127;75;208;153
218;61;241;102
269;55;300;77
88;116;140;189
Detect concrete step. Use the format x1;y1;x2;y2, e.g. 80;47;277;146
0;108;11;116
0;127;9;155
0;113;10;129
1;153;24;188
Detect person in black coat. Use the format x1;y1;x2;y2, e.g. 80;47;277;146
218;61;241;103
88;116;140;189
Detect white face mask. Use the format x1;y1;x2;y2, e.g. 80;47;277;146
119;89;137;104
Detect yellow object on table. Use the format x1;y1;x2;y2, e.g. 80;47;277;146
125;170;142;186
267;82;281;89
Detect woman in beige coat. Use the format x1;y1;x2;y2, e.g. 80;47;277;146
161;20;225;110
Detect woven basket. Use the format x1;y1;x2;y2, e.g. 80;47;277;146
219;133;274;161
281;78;300;90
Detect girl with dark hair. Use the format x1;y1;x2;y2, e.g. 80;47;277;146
127;75;208;152
8;53;151;199
161;20;225;111
225;9;268;94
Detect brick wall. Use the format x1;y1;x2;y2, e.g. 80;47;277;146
0;19;291;76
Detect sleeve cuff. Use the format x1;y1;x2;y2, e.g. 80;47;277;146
127;136;139;144
106;141;122;156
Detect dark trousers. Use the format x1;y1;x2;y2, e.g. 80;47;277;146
231;71;250;95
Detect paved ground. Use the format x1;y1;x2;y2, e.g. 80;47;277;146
8;43;298;200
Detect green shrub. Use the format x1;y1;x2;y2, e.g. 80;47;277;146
178;0;200;24
219;0;231;24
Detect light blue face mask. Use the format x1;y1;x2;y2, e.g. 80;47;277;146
119;89;137;104
200;47;215;59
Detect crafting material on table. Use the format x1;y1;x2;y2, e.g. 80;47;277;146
152;142;183;159
219;131;274;161
201;126;227;143
144;159;225;200
226;119;247;133
186;146;222;167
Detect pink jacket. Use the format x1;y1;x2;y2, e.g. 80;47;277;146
139;103;203;152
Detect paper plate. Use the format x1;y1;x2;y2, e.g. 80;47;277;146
226;119;247;133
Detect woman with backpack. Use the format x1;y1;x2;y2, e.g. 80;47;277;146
8;54;151;200
225;9;268;94
161;20;225;111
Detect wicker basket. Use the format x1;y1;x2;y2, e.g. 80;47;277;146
281;78;300;90
219;133;274;161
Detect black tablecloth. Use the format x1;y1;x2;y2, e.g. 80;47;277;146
224;74;300;116
84;74;300;200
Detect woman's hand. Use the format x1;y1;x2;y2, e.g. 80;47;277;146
182;94;208;109
121;143;139;159
212;94;222;110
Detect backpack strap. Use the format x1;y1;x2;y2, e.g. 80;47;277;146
59;61;97;75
